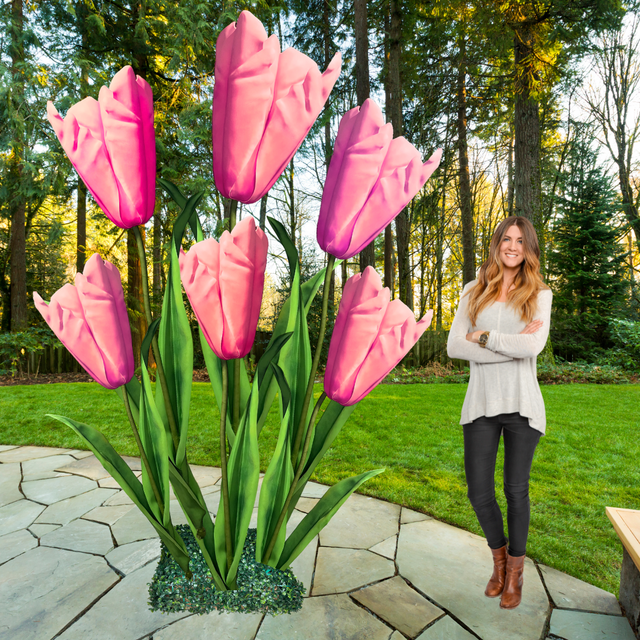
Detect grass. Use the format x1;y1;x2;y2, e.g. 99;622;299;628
1;381;638;596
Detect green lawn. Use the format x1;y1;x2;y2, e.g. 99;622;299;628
1;381;638;596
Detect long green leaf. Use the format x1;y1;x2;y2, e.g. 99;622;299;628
277;469;385;570
214;374;261;585
47;414;191;577
287;401;357;516
158;177;187;210
256;224;339;436
115;376;141;425
168;459;226;590
255;383;293;565
266;218;313;456
139;355;172;526
157;191;204;466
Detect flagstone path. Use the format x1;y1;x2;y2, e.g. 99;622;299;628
0;444;636;640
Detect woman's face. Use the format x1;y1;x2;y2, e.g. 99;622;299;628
499;224;525;270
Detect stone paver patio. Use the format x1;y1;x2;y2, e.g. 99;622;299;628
0;444;636;640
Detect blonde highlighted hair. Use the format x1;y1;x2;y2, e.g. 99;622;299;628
466;216;548;325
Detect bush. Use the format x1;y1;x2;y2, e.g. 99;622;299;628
599;319;640;372
0;327;62;376
536;360;633;385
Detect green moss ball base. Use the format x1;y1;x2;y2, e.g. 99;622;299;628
148;526;305;616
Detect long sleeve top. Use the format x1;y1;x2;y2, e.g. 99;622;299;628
446;280;553;435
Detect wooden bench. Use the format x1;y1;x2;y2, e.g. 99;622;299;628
606;507;640;634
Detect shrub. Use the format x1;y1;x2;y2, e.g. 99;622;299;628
0;327;62;376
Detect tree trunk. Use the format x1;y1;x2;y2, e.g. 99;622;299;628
77;180;87;273
128;229;147;368
259;194;268;231
383;4;394;292
354;0;375;271
323;0;336;319
513;24;542;232
153;203;162;308
618;163;640;254
389;0;411;309
76;2;89;274
9;0;27;332
457;36;475;286
507;125;515;216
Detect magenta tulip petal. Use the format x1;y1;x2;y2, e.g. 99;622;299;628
324;267;432;406
33;255;134;389
212;10;341;204
180;217;268;360
47;66;156;229
317;99;441;260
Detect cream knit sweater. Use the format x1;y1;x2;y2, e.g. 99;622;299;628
446;280;553;435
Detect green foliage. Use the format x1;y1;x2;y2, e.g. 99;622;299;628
536;360;634;384
598;319;640;372
149;527;304;615
0;326;61;375
549;132;629;361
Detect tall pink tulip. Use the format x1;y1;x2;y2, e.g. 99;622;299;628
325;267;433;406
179;217;268;360
212;10;341;204
317;99;441;260
47;66;156;229
33;254;134;389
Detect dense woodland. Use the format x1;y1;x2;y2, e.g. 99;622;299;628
1;0;640;372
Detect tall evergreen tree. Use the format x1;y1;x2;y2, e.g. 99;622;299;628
549;132;628;360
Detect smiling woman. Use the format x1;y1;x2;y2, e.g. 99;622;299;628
447;216;552;610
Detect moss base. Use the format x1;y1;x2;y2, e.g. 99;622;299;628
148;526;304;616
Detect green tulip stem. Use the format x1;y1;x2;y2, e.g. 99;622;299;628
220;361;233;571
133;225;180;452
290;253;335;469
263;391;327;565
232;359;240;434
122;388;165;519
229;199;238;230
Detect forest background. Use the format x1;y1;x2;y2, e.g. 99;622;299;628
2;0;640;377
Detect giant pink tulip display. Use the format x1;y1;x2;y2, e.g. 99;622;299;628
179;217;268;360
47;66;156;229
324;266;433;406
33;254;134;389
212;10;341;204
317;99;442;260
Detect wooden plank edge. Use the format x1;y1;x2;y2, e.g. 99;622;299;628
606;506;640;570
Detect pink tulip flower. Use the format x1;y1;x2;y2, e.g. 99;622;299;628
47;66;156;229
324;267;433;406
33;254;134;389
179;217;268;360
212;10;341;204
317;99;442;260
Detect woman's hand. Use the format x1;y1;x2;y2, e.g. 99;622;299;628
465;330;484;343
520;319;543;334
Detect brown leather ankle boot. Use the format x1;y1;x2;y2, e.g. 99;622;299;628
500;553;525;609
485;546;507;597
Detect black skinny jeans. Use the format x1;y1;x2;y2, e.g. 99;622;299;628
463;413;541;557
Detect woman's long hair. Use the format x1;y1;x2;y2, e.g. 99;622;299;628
466;216;548;325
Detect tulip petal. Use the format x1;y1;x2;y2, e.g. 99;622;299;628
325;268;389;404
34;289;112;388
99;86;151;228
47;66;156;230
252;51;341;203
179;241;224;358
48;100;123;227
179;218;268;361
76;254;134;388
324;267;432;406
213;12;279;201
